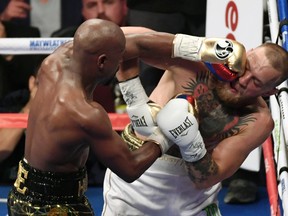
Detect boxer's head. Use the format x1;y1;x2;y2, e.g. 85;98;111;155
74;19;125;83
214;43;288;107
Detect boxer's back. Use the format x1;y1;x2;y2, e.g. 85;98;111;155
24;43;91;172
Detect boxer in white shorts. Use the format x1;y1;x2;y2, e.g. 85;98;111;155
102;28;288;215
103;154;221;216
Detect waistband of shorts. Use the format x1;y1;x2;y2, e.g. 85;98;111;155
151;154;187;175
13;159;88;198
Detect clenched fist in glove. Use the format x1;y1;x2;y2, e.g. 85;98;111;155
156;98;207;162
118;76;173;154
172;34;246;82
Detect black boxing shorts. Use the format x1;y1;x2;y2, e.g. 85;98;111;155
7;159;94;216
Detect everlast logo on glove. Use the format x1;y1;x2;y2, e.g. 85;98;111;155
131;116;149;128
168;116;193;139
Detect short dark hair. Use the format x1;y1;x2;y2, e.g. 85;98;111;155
261;42;288;86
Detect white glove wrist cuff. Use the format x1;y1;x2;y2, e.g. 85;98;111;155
180;147;207;162
172;34;204;61
118;76;149;107
147;129;172;155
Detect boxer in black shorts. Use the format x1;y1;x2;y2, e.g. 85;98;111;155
7;19;173;215
8;159;92;215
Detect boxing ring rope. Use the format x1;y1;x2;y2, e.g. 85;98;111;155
0;113;130;131
0;38;72;54
267;0;288;215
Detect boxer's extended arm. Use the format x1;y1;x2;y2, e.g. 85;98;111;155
118;31;176;82
118;26;157;81
121;30;246;82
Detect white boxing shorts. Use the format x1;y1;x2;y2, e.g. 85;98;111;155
102;154;222;216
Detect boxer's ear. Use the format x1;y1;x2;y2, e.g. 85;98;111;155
263;87;279;97
98;54;107;72
28;75;36;91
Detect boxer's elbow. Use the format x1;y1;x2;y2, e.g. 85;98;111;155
117;169;142;183
123;176;139;183
112;162;145;183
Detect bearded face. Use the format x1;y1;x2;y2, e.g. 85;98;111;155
213;80;255;108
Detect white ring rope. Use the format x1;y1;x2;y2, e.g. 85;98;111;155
0;38;73;54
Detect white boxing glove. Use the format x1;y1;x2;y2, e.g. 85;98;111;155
156;98;207;162
118;76;159;137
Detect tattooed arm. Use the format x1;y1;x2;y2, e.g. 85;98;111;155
184;100;273;189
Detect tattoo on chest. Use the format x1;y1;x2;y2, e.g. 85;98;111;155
181;71;256;141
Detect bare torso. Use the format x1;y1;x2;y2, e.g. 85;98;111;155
149;61;270;158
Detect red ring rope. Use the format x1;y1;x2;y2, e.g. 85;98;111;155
0;113;130;131
263;136;282;216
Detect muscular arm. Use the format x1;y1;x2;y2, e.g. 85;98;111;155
185;108;274;189
87;105;161;183
123;32;174;62
118;27;179;81
121;26;174;61
92;129;161;183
